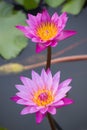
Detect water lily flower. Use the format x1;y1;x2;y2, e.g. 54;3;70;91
16;10;76;53
11;69;73;123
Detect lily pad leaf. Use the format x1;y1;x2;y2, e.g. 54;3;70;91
0;128;7;130
0;1;14;17
24;0;40;10
0;12;28;60
45;0;65;8
62;0;86;15
15;0;24;5
15;0;40;10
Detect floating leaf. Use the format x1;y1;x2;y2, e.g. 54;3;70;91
0;1;14;17
15;0;24;5
0;63;24;74
0;12;28;60
0;128;7;130
24;0;40;10
62;0;86;15
15;0;40;10
45;0;65;8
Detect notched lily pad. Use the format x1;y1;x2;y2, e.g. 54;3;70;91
45;0;65;8
62;0;86;15
0;12;28;60
0;1;14;17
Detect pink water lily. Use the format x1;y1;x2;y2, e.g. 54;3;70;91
16;10;76;53
11;69;73;123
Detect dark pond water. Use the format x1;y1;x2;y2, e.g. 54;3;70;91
0;6;87;130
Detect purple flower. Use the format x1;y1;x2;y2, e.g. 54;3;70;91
11;69;73;123
16;10;76;53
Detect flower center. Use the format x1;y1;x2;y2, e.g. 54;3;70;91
33;89;54;106
36;22;58;41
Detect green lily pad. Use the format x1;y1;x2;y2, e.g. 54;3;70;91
0;128;7;130
15;0;24;5
0;12;28;60
0;1;14;17
62;0;86;15
24;0;40;10
15;0;40;10
45;0;65;8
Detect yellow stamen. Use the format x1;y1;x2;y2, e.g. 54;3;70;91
36;22;58;41
33;89;54;106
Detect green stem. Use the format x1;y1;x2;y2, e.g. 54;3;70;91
45;46;56;130
47;113;56;130
46;46;51;70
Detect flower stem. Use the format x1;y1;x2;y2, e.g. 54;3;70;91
47;113;56;130
53;118;63;130
24;55;87;71
45;46;56;130
46;46;51;70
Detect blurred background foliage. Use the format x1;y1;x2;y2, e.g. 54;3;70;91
0;128;8;130
0;0;87;60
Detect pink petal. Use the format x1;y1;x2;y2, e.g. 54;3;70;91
52;100;64;107
36;112;45;123
15;84;26;92
36;43;47;53
51;12;59;23
56;98;74;108
41;68;48;84
16;92;29;100
10;96;20;102
52;71;60;94
48;106;56;115
32;70;44;89
44;41;54;46
45;70;53;90
36;13;42;24
58;86;72;94
41;9;50;22
63;98;74;105
21;106;38;115
24;31;36;39
20;76;37;92
32;37;41;43
46;68;51;74
20;76;31;86
27;14;38;27
58;30;77;41
40;107;48;114
54;86;72;102
58;12;68;31
50;40;58;47
16;25;27;33
16;98;35;105
58;78;72;90
52;82;58;95
53;71;60;84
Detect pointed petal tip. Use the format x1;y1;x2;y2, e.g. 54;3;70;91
36;43;47;53
20;76;24;81
71;30;77;35
68;78;72;83
62;11;67;16
48;107;56;115
20;111;24;115
63;98;74;105
36;112;45;124
10;96;20;102
15;25;22;29
15;25;19;28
